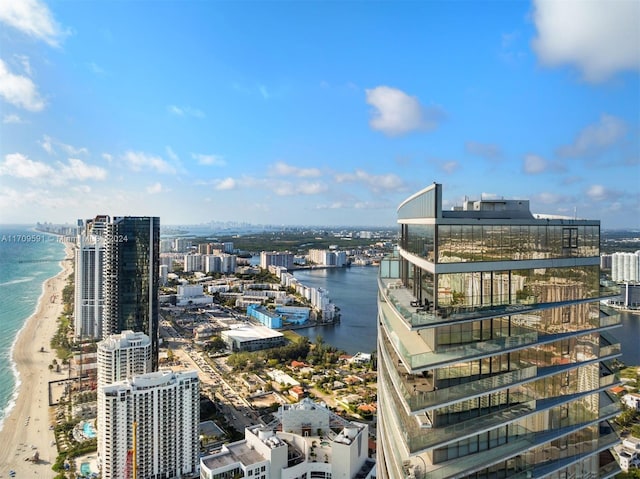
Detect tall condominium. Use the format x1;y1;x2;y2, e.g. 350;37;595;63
74;215;109;339
260;251;295;270
97;330;153;388
98;370;200;479
103;216;160;369
611;251;640;283
376;183;622;478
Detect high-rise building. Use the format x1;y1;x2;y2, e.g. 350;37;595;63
611;251;640;282
98;370;200;479
74;215;109;339
97;330;153;388
260;251;294;270
103;216;160;369
376;183;622;478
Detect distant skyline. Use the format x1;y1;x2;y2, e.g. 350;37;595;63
0;0;638;228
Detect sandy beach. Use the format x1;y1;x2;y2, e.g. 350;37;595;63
0;243;74;478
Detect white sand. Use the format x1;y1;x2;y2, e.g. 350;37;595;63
0;243;74;478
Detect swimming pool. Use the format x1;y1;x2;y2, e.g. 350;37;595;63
80;462;91;475
83;421;97;438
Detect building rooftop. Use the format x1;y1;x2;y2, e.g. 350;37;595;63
222;324;284;341
201;440;267;470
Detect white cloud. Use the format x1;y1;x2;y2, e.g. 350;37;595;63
523;154;548;174
365;86;445;136
0;152;52;178
213;178;237;190
165;146;187;174
557;114;627;158
441;161;459;174
167;104;205;118
0;0;67;47
14;54;32;76
3;114;25;124
259;85;270;100
0;59;45;111
59;158;107;181
272;181;328;196
269;161;321;178
465;141;503;161
193;153;226;166
121;151;176;174
40;135;89;156
535;192;566;205
531;0;640;82
586;184;608;201
0;154;107;187
87;62;105;75
334;169;406;193
146;182;167;194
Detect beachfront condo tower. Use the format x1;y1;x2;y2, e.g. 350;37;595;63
102;216;160;370
376;183;622;478
98;369;200;479
97;330;153;388
74;215;109;339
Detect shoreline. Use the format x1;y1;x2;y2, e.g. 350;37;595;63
0;242;74;478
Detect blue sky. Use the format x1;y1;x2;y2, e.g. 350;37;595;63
0;0;638;228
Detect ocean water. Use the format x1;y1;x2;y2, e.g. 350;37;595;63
0;225;65;431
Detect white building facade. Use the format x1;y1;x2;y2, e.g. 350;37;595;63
261;251;295;270
74;215;109;339
98;370;200;479
611;251;640;282
97;330;153;388
200;399;374;479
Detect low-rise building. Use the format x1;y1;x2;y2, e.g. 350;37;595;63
622;392;640;411
221;324;285;352
615;436;640;472
200;398;375;479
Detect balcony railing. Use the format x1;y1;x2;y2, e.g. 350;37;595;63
380;276;622;332
380;333;539;412
380;304;539;370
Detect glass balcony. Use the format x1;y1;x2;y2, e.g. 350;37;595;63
380;275;622;332
421;429;619;479
380;301;539;370
379;331;538;412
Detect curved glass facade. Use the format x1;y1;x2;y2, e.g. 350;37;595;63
376;184;621;479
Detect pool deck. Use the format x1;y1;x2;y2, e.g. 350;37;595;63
74;453;99;477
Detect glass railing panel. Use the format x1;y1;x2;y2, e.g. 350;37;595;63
599;374;617;389
599;459;621;479
421;434;535;479
380;332;538;412
599;283;620;298
408;367;537;411
599;313;621;328
380;303;539;370
600;344;621;358
406;401;536;452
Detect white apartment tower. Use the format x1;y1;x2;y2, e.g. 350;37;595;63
98;370;200;479
97;330;153;388
260;251;295;270
611;251;640;282
74;215;109;339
